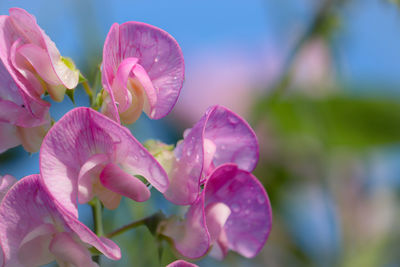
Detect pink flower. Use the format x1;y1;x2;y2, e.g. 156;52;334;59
161;164;272;260
0;8;79;102
0;174;17;201
0;174;121;267
40;107;168;216
166;260;198;267
0;8;79;153
164;105;259;205
101;21;184;124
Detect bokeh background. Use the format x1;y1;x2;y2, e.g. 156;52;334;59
1;0;400;266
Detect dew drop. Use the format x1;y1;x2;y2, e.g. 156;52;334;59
231;203;240;213
220;145;226;150
257;195;265;204
154;57;159;63
228;115;239;124
244;209;250;215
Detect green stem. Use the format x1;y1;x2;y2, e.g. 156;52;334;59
106;211;165;239
90;198;104;236
82;80;94;105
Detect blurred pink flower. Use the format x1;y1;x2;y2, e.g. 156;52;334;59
167;260;198;267
101;22;184;124
0;174;120;267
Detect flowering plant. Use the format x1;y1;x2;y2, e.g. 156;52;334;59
0;8;272;267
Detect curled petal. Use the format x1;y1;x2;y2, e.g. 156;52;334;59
40;107;168;216
0;174;121;266
8;8;79;89
100;163;151;203
161;197;209;259
204;164;272;258
102;21;184;122
165;105;259;205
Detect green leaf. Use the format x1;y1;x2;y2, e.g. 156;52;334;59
255;93;400;150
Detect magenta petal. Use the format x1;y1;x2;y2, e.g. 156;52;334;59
102;21;184;121
8;8;78;89
0;174;121;266
40;107;168;215
100;163;151;202
164;114;206;205
162;196;210;259
166;260;199;267
204;164;272;258
0;174;17;201
165;105;259;205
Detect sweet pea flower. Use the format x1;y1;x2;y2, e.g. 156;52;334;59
0;49;50;153
101;21;184;124
161;164;272;260
40;107;168;216
0;8;79;103
163;105;259;205
0;174;121;267
166;260;198;267
0;174;17;201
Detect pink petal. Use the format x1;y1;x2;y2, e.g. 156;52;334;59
0;174;121;266
0;122;20;153
17;43;61;86
167;260;199;267
162;196;210;259
40;107;168;216
165;105;259;205
204;164;272;258
204;202;231;244
77;153;109;204
9;8;78;89
0;174;17;201
163;113;206;205
49;232;98;267
100;163;151;202
102;21;184;121
17;224;55;267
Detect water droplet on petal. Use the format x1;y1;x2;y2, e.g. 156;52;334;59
244;209;250;215
154;57;159;63
231;203;240;213
257;194;265;204
228;115;239;124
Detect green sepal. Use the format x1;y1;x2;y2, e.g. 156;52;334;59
66;89;75;105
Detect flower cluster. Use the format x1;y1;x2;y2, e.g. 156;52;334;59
0;7;272;267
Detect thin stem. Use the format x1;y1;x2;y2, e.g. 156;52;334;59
82;80;94;105
106;218;147;239
106;211;165;239
90;198;104;236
